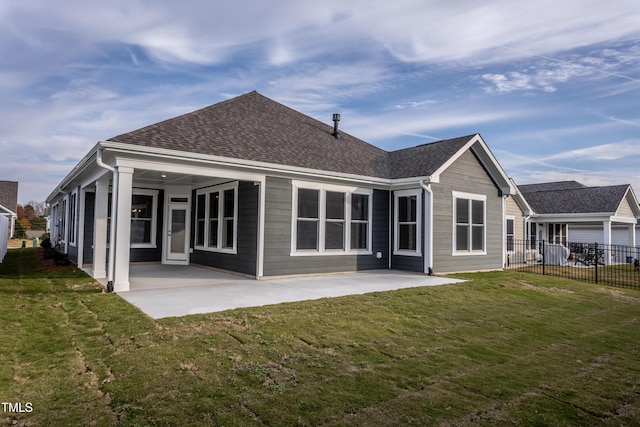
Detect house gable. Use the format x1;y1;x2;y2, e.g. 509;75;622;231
0;181;18;214
615;187;640;218
430;148;505;273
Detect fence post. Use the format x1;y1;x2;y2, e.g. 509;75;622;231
595;242;598;284
542;239;546;276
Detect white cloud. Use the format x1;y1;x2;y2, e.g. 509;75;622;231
544;140;640;161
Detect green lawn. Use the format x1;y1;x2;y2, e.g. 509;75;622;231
2;248;640;426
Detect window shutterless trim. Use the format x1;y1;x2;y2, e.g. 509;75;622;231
194;181;238;254
393;188;422;257
452;191;486;256
291;181;373;256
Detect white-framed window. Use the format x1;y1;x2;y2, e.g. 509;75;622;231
291;181;372;255
394;189;422;256
52;203;63;242
194;182;238;253
130;190;158;247
107;188;158;248
68;192;77;246
506;216;515;252
453;191;486;255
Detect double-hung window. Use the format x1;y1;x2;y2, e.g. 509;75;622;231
293;182;372;254
506;217;515;252
453;191;486;255
350;193;369;250
194;182;238;253
106;188;158;247
394;189;422;256
68;192;77;246
130;193;155;245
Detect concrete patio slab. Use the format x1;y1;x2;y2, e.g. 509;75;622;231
115;266;464;319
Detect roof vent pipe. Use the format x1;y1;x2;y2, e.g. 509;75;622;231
332;113;341;139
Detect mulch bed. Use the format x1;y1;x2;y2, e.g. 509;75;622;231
35;247;78;272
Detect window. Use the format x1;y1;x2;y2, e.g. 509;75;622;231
548;223;567;246
351;193;369;250
107;189;158;247
131;194;154;245
453;191;486;254
529;222;537;248
194;182;238;253
296;188;320;250
57;199;67;243
394;189;422;256
292;182;372;254
506;217;514;252
195;194;205;246
68;193;77;245
325;191;345;250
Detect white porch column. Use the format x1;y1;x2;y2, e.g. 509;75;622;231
629;223;636;248
92;176;109;279
603;220;612;266
113;166;133;292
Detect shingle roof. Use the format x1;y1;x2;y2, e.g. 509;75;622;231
108;91;476;180
0;180;18;212
387;136;474;179
520;184;631;214
518;181;586;193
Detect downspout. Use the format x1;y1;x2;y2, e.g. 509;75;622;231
388;190;392;270
420;180;433;275
96;148;118;293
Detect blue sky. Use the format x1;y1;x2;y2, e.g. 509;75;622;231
1;0;639;204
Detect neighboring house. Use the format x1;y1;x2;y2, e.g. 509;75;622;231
0;180;18;238
47;91;515;292
506;180;640;265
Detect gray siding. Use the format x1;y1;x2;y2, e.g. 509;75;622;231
190;181;258;276
263;177;389;276
431;148;504;273
505;196;526;242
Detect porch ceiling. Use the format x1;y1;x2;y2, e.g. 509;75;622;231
132;169;233;188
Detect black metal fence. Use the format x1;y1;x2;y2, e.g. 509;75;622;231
505;239;640;289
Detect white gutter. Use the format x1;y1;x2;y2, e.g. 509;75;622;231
96;148;118;292
420;179;433;275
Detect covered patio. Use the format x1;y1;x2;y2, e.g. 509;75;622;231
101;265;464;318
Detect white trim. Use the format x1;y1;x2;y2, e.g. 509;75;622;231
452;191;487;256
194;181;239;254
291;180;373;256
393;188;422;257
256;179;266;278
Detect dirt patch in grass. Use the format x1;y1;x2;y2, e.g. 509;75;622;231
33;247;77;272
516;279;575;295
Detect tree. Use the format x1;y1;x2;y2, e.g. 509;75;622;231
17;201;48;231
26;200;48;217
18;218;31;231
13;218;27;239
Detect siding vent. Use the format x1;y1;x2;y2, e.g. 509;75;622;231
332;113;341;139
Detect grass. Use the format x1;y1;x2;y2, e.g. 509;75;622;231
512;262;640;289
2;248;640;426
